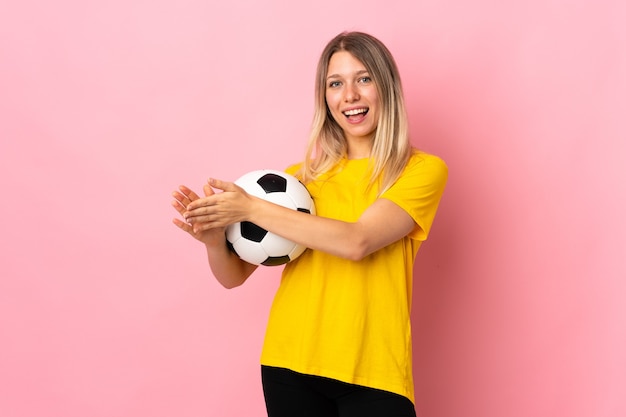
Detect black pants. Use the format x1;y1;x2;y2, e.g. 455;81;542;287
261;366;416;417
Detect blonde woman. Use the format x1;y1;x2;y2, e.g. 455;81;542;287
172;31;447;417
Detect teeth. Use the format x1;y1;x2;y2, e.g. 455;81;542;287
343;108;367;116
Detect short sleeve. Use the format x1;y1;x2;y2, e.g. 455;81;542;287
381;152;448;241
285;163;302;176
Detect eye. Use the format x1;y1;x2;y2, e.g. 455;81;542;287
358;76;372;84
328;80;341;88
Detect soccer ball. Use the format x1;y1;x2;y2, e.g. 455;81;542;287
225;169;316;266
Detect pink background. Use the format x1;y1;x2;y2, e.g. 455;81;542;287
1;1;625;416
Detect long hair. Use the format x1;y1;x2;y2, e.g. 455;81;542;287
299;31;413;195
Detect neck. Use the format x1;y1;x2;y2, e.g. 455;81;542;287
346;138;372;160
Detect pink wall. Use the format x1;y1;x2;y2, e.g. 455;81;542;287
1;1;624;416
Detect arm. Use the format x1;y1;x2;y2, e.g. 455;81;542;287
172;184;258;288
184;179;415;261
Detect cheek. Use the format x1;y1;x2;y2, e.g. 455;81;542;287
325;95;342;118
327;108;342;124
368;95;381;122
325;91;338;108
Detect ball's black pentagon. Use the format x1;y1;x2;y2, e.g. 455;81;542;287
262;255;291;266
240;221;268;242
257;173;287;193
297;207;311;214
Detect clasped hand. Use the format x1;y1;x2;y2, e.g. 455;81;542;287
171;178;253;244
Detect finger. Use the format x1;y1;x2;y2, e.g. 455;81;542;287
171;199;185;215
208;178;238;193
183;184;218;219
185;210;221;226
171;198;195;217
192;221;216;233
172;191;191;209
178;185;201;202
172;191;199;217
184;199;214;217
172;188;197;210
186;194;215;211
172;217;195;234
203;182;215;197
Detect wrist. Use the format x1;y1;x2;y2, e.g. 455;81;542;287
246;195;265;225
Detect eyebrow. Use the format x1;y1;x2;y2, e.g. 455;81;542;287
326;69;369;80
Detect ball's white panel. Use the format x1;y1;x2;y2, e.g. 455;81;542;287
232;237;269;265
234;170;267;185
261;234;298;257
264;192;297;209
285;179;313;208
234;170;269;199
288;243;307;260
225;222;242;242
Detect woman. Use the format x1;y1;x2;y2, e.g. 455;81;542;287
172;31;447;417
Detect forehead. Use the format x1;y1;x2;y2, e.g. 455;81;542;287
326;51;367;76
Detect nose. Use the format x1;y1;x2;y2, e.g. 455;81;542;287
344;83;360;102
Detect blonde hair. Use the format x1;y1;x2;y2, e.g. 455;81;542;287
299;31;413;195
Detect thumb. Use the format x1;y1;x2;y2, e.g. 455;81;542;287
203;182;215;197
208;178;239;193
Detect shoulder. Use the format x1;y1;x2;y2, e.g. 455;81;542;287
284;163;303;176
404;151;448;180
408;150;447;168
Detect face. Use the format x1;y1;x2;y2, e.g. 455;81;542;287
325;51;380;151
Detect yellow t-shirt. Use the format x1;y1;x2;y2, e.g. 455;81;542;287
260;151;448;403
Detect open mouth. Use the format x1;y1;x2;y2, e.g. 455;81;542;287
343;108;369;120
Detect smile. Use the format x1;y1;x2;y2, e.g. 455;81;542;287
343;108;369;117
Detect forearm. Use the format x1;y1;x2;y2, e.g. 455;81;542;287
205;239;258;289
252;205;356;259
247;196;413;261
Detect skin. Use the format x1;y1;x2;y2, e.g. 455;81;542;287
171;51;415;289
